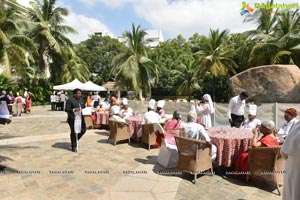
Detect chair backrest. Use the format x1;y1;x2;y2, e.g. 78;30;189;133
248;146;284;184
109;120;128;132
142;123;155;135
108;120;117;133
175;136;212;172
175;136;211;158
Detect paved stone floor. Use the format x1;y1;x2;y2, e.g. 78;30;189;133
0;106;282;200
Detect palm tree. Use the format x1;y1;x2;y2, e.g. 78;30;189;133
244;0;277;35
172;59;200;101
61;47;89;82
195;29;237;76
28;0;76;78
111;24;159;99
275;9;300;37
248;9;300;66
0;2;36;77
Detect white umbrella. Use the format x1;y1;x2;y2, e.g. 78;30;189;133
53;79;84;90
82;81;107;91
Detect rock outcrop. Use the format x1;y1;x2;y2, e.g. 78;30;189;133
230;65;300;103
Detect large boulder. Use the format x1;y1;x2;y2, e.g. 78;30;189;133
230;65;300;103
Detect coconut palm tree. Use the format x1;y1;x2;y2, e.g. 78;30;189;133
172;59;200;101
248;9;300;66
111;24;159;99
244;0;277;36
28;0;76;78
0;2;36;77
61;47;89;82
195;29;237;76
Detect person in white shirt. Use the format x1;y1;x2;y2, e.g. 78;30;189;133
59;91;67;111
137;99;162;138
156;100;166;118
276;108;298;144
281;121;300;200
50;92;57;111
227;91;249;128
92;92;101;108
182;111;217;160
141;99;161;124
119;98;133;119
109;105;126;123
195;94;214;128
240;104;261;130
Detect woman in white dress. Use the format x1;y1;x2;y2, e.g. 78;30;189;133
195;94;214;128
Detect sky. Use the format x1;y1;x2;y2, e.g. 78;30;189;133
16;0;300;44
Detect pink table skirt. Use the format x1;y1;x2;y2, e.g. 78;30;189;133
125;116;142;138
207;127;253;167
96;111;109;125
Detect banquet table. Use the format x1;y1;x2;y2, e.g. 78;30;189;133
207;127;253;167
95;111;109;125
125;116;143;138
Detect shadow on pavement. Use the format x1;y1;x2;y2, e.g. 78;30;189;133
94;131;109;136
0;134;19;140
0;155;18;174
52;142;71;151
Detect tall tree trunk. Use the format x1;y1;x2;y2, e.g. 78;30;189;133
38;40;50;78
139;90;143;100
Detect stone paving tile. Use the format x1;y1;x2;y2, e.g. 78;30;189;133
0;106;286;200
109;192;155;200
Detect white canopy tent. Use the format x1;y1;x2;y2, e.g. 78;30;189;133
82;81;107;91
53;79;107;91
53;79;84;90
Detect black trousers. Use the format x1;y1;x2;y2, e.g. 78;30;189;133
67;116;86;148
93;101;99;108
231;114;244;128
51;102;56;111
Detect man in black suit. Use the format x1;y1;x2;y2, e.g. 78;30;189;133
65;88;86;152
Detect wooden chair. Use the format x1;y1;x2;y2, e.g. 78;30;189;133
141;123;157;150
84;115;94;129
175;136;213;184
107;120;131;145
248;146;285;195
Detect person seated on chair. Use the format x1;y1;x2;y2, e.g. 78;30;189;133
142;99;161;124
164;110;184;145
120;98;133;120
235;120;279;174
109;105;125;123
276;108;298;145
136;99;162;138
97;101;106;112
240;104;261;130
156;100;166;118
182;111;217;160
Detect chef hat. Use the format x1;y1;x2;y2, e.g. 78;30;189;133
122;98;128;105
249;104;257;116
111;105;120;115
148;99;156;109
157;100;165;108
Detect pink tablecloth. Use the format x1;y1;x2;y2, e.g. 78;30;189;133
207;127;253;167
125;116;142;138
96;111;109;125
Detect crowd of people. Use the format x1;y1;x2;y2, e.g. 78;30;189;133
1;87;297;199
0;90;33;125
